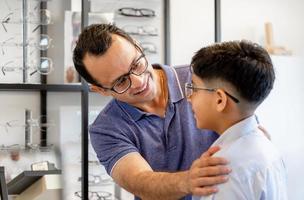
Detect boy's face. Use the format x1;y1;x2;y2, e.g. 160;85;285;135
188;74;217;130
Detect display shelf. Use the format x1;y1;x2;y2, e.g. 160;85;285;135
7;169;61;195
0;83;85;92
0;167;9;200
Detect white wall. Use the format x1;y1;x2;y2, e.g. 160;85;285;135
221;0;304;56
256;56;304;200
170;0;304;66
170;0;214;66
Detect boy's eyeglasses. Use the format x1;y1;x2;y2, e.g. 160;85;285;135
185;82;240;103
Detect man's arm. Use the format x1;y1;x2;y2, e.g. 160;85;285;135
112;146;230;200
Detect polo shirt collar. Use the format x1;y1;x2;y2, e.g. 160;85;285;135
116;64;185;121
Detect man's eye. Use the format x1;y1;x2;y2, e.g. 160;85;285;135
132;62;140;70
116;76;128;87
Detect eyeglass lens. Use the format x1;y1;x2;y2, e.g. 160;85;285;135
112;55;147;93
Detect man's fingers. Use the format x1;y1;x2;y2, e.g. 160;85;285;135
201;146;221;158
193;156;229;168
192;186;218;196
191;166;231;178
193;175;229;187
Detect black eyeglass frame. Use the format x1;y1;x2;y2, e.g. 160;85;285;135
118;7;156;17
185;82;240;103
95;50;148;94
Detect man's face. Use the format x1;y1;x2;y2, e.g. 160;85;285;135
188;74;217;129
83;34;158;105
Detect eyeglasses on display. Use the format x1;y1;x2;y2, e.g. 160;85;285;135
0;144;53;152
74;191;119;200
78;173;113;186
1;57;53;76
122;25;158;36
118;7;155;17
1;9;51;32
0;115;53;133
0;34;53;51
140;42;157;54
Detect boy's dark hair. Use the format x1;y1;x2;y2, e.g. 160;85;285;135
73;23;135;86
191;40;275;104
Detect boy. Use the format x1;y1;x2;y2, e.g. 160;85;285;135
186;40;287;199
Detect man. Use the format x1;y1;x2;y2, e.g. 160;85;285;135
186;40;287;199
73;23;230;200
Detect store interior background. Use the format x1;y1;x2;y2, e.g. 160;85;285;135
0;0;303;199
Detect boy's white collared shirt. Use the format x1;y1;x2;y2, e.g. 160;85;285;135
193;115;288;200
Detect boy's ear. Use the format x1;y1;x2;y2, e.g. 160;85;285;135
90;85;111;96
215;89;228;112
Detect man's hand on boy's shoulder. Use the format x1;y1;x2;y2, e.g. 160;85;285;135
186;146;231;196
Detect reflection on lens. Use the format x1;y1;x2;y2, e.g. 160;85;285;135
36;34;52;50
38;57;53;74
40;9;51;25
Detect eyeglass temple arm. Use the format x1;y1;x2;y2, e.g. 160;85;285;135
224;91;240;103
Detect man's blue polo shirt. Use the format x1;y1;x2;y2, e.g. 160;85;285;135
89;64;218;199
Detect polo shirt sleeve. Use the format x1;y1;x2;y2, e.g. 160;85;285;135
89;119;139;175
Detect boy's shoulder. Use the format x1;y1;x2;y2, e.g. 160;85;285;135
216;130;282;171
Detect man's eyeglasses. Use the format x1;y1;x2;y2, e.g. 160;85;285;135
118;7;155;18
185;83;240;103
97;53;148;94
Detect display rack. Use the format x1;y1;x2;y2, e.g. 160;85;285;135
7;169;61;195
0;0;90;199
0;167;8;200
1;0;221;199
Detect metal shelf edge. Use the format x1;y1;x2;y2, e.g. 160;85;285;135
0;83;84;92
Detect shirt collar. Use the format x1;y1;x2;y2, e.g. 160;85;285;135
212;115;259;149
154;64;184;103
115;64;185;121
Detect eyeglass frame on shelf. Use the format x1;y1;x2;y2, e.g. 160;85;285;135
77;173;113;185
184;82;240;103
0;144;53;151
118;7;156;17
140;42;157;54
1;8;51;25
0;115;54;133
122;25;158;36
0;34;53;51
1;57;54;76
74;190;116;200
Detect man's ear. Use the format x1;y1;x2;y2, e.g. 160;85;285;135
215;89;228;112
90;85;111;96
